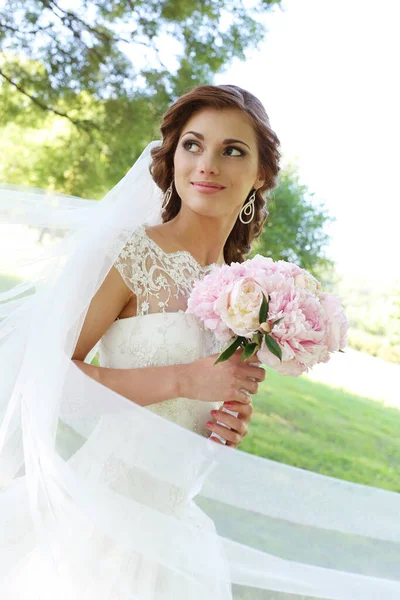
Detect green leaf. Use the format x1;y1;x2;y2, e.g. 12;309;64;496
259;292;269;324
237;336;247;348
264;334;282;361
253;331;263;346
241;342;259;361
214;336;242;365
273;317;283;326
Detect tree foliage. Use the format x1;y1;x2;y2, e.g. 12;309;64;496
0;0;280;125
249;166;334;280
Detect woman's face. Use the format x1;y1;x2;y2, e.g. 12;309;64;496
173;107;265;222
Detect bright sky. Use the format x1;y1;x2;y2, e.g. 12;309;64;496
215;0;400;288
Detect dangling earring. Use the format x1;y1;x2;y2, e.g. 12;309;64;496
239;189;256;224
163;181;173;208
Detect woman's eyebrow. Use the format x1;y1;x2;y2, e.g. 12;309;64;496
181;131;251;150
223;138;251;150
181;130;204;140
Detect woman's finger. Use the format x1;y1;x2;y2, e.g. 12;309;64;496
208;435;224;444
206;421;246;445
218;402;253;423
209;410;248;435
209;411;240;432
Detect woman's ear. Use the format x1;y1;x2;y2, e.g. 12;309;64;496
254;165;267;190
254;174;266;190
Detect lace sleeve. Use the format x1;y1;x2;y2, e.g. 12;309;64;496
113;235;141;297
112;224;217;317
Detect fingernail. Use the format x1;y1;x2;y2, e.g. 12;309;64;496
210;410;217;416
206;421;213;428
224;402;233;407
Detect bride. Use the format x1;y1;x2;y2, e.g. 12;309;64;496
71;84;272;448
0;84;399;600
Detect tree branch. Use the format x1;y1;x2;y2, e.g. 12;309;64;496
126;0;136;11
0;22;51;35
0;68;94;132
38;0;139;47
39;0;114;44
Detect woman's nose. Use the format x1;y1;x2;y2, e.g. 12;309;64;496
197;152;220;175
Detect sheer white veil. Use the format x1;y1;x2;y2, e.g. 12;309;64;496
0;141;400;599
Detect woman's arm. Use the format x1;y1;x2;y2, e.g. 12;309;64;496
72;266;184;407
72;360;184;407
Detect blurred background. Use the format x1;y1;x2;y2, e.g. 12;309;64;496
1;0;399;489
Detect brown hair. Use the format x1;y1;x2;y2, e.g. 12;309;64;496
150;84;281;264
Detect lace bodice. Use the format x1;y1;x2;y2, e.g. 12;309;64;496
98;224;226;438
114;224;222;316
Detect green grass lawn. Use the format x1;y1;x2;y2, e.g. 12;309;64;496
241;367;400;492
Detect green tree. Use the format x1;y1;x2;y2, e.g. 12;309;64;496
0;84;156;197
0;0;281;114
249;166;334;281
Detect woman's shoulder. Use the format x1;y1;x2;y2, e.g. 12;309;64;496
114;222;168;275
117;224;147;258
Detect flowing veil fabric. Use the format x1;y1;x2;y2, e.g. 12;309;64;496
1;142;400;599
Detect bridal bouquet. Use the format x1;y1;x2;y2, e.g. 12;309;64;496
186;255;348;376
186;255;348;444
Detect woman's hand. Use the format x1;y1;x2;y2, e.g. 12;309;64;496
207;400;254;448
180;349;265;447
181;349;266;404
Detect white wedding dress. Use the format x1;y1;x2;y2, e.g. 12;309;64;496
96;224;233;597
80;224;234;599
100;223;226;437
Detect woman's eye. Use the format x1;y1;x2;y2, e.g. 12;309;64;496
183;140;201;153
225;147;244;157
182;141;244;156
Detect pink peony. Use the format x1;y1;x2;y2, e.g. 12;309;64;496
257;279;329;376
246;254;304;280
320;293;349;352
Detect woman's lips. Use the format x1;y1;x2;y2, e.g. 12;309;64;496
191;182;226;194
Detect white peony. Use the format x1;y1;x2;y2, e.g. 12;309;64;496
214;277;264;338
